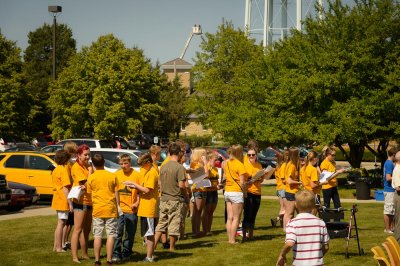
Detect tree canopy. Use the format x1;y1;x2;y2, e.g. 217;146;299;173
48;34;166;140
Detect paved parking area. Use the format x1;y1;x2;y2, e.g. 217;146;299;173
0;205;54;221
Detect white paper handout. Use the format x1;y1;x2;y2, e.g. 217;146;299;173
252;165;275;181
188;167;208;186
319;170;336;183
67;186;84;200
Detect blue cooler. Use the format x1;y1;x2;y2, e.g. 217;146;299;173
374;190;384;201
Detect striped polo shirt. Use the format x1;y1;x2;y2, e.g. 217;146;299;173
285;213;330;266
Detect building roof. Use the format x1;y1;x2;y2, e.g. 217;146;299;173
161;58;193;70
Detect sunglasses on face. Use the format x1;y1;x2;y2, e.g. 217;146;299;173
248;153;256;157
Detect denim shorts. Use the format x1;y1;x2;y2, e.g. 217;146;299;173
276;189;286;198
72;202;93;211
193;191;206;200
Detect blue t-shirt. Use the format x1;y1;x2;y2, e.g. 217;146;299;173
383;159;395;192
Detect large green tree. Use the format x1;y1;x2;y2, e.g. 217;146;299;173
0;31;33;140
48;34;165;140
24;23;76;135
189;21;266;143
261;0;400;167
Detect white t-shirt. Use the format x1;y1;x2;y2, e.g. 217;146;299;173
391;164;400;189
285;212;330;266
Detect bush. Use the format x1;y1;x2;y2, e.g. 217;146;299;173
181;135;213;148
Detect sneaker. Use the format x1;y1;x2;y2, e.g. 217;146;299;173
162;242;170;249
65;242;71;249
93;261;101;266
143;257;154;263
384;229;394;234
111;257;120;263
106;261;114;266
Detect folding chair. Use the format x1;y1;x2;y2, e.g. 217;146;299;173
386;236;400;259
371;245;387;258
373;255;390;266
319;204;363;258
382;241;400;266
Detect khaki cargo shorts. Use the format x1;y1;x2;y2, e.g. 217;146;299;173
92;217;117;238
155;200;183;236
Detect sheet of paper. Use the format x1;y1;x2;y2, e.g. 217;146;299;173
319;170;335;183
67;186;83;200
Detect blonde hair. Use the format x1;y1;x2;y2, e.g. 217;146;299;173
149;145;161;155
207;150;218;160
288;146;300;168
63;141;78;155
295;190;315;213
119;153;131;163
231;144;244;163
138;153;153;166
191;148;207;165
304;151;318;166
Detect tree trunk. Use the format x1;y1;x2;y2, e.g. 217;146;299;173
348;142;365;168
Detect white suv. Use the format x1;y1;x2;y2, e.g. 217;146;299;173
90;148;140;171
0;137;16;151
57;138;114;149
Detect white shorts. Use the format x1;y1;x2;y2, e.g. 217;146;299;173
57;211;69;220
224;191;244;204
384;192;395;215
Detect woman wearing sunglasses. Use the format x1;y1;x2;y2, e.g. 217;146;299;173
242;141;264;242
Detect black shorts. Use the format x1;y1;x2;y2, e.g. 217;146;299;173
140;217;158;237
66;212;74;226
285;192;296;202
206;190;218;205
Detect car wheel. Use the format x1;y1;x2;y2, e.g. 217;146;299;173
5;206;23;212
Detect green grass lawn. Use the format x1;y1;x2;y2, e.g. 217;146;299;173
0;198;388;266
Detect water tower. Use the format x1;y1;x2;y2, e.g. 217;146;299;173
244;0;323;46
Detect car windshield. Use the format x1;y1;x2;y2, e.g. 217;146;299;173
104;159;120;170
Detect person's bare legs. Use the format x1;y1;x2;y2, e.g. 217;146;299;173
93;237;102;262
106;236;115;262
169;235;178;251
153;231;162;249
384;214;394;231
71;210;85;263
145;235;155;259
80;209;92;259
230;203;243;243
202;203;217;234
192;197;205;236
226;202;233;242
283;201;295;232
54;219;66;252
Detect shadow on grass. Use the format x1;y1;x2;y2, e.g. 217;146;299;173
175;240;218;250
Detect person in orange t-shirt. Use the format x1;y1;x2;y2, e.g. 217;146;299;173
51;150;72;253
70;144;94;263
271;151;286;227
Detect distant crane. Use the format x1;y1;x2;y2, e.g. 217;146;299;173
180;24;202;59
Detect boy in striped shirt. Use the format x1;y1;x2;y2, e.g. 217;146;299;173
277;190;329;266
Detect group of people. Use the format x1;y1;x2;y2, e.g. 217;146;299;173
50;138;343;265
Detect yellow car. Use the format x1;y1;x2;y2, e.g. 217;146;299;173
0;152;56;196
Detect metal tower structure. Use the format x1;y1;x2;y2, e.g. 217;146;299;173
244;0;323;47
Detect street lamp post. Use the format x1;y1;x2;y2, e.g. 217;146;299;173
48;6;62;80
179;25;202;59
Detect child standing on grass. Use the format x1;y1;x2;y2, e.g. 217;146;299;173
51;150;72;253
276;190;330;266
86;153;120;266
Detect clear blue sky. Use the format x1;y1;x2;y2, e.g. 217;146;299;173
0;0;246;64
0;0;354;65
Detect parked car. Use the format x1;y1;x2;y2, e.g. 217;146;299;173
1;181;39;212
132;134;155;149
0;152;56;196
4;144;39;152
111;135;134;149
40;144;63;153
0;136;16;151
32;136;48;148
57;138;114;149
90;148;140;171
0;174;12;207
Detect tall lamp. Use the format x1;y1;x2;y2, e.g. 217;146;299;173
48;6;62;80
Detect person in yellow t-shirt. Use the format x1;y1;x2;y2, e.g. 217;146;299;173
283;147;302;229
242;145;265;242
320;147;345;209
303;151;328;208
124;153;159;262
61;141;78;251
202;150;220;236
112;154;140;262
70;144;94;263
51;150;72;253
86;153;119;266
224;144;248;244
271;151;287;228
190;147;209;238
